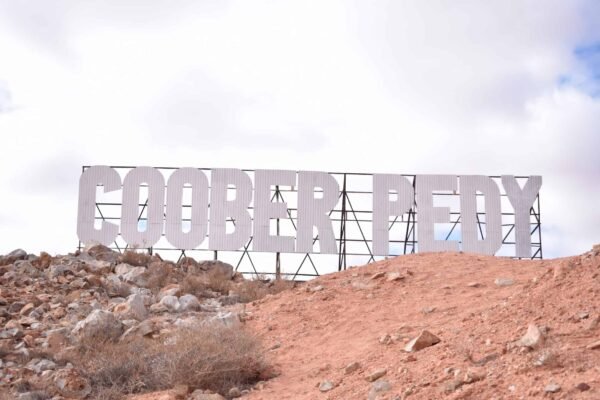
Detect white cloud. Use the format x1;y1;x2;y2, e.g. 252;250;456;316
0;1;598;258
0;81;12;113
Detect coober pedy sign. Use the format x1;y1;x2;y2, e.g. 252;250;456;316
77;166;542;264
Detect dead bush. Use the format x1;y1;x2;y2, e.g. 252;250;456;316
145;261;180;293
72;325;267;398
119;250;151;267
236;276;296;303
181;274;208;298
206;268;233;294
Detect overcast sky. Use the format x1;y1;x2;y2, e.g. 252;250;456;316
0;1;599;258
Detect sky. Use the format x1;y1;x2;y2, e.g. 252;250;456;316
0;0;599;259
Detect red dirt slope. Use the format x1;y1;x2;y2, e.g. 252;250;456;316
243;248;600;399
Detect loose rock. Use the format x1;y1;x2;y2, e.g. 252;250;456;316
494;277;514;287
404;330;441;352
71;310;124;342
516;323;544;348
544;382;561;393
344;361;360;374
576;383;591;392
365;368;387;382
319;380;335;392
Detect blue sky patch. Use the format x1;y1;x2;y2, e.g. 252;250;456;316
572;42;600;97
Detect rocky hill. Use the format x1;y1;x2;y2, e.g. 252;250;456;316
1;245;600;399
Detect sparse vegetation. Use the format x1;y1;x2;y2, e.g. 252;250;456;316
205;268;234;294
181;273;208;298
119;249;152;267
145;260;178;293
236;275;296;303
71;325;268;399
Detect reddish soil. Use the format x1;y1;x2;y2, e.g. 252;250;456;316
242;249;600;399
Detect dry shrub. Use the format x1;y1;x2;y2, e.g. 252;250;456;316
236;277;296;303
120;250;151;267
181;274;208;298
206;268;233;294
181;267;233;297
72;325;267;398
145;261;179;293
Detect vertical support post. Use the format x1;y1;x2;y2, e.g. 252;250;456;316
213;250;218;260
275;185;281;280
338;174;347;271
403;176;417;255
536;194;542;259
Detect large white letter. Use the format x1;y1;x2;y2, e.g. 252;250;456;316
209;169;253;251
77;166;121;246
253;169;296;252
372;174;414;256
459;176;502;255
501;175;542;258
296;171;339;254
416;175;459;252
121;167;165;248
165;168;209;249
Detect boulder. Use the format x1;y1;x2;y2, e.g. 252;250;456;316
48;264;72;279
159;295;181;313
122;266;148;287
113;293;148;321
158;284;181;300
207;311;241;327
179;294;201;312
82;259;113;274
85;244;120;263
72;310;123;342
103;275;132;297
6;248;27;262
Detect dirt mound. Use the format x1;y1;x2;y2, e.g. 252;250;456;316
243;248;600;399
2;245;600;399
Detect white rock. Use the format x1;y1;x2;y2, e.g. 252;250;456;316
83;259;112;274
209;311;240;327
319;380;335;392
368;380;392;400
494;277;514;287
159;295;181;313
113;294;148;321
179;294;201;311
517;324;544;348
72;310;123;342
544;383;561;393
121;266;147;286
114;263;134;276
